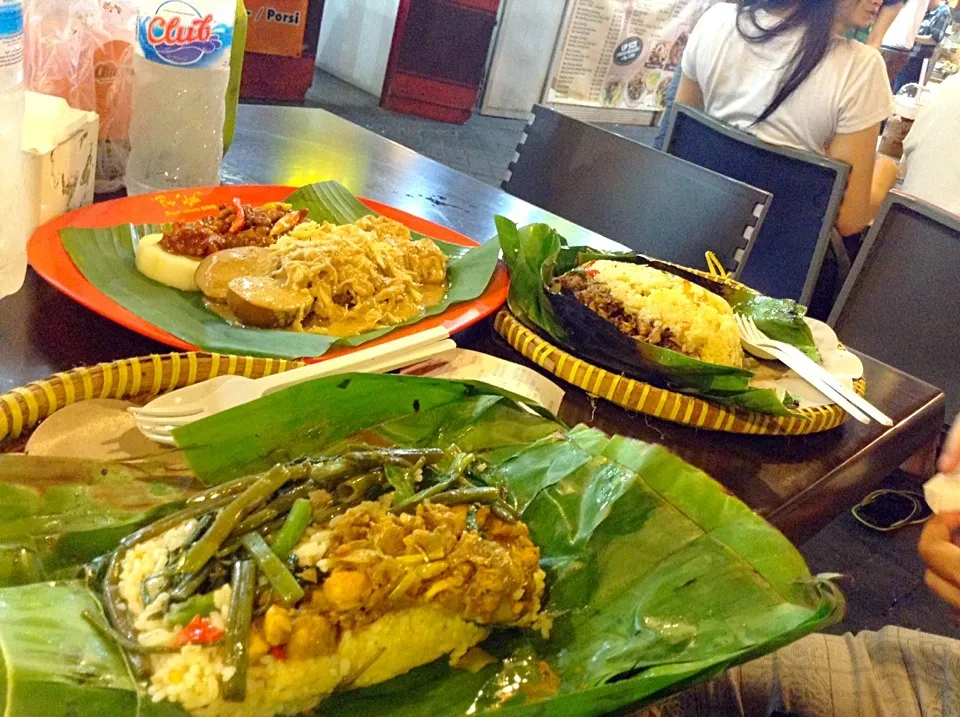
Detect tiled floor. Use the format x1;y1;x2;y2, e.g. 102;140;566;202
303;69;659;187
297;68;953;641
802;471;953;637
303;71;523;186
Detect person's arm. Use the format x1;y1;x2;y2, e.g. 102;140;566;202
918;413;960;609
826;124;898;236
867;3;904;49
675;74;704;110
919;512;960;608
917;413;960;609
939;413;960;472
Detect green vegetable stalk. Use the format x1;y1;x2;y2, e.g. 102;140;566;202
429;487;500;505
168;593;216;626
223;560;256;702
270;498;312;559
241;532;304;605
179;464;308;574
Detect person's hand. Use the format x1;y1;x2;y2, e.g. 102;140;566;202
919;513;960;609
939;414;960;473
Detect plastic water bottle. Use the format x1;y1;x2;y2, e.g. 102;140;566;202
126;0;235;195
0;0;26;297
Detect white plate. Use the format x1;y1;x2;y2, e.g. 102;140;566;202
749;318;864;409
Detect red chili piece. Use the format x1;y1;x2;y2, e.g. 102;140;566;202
269;645;287;660
228;198;246;234
172;615;225;647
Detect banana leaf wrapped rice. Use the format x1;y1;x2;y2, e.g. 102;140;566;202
0;374;843;717
496;216;819;415
553;260;744;368
93;449;548;717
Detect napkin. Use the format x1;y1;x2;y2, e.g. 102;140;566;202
923;472;960;514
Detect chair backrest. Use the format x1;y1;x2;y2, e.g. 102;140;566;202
502;105;771;277
829;191;960;416
663;104;850;305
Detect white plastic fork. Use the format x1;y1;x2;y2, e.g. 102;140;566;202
734;315;875;425
130;327;453;445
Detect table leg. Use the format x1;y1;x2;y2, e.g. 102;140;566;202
900;427;945;481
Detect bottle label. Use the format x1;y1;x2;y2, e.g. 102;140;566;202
136;0;234;69
0;2;23;70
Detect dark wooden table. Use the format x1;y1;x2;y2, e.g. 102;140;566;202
0;104;945;544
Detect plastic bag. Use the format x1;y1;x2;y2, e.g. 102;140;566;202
24;0;136;193
93;0;136;192
24;0;99;113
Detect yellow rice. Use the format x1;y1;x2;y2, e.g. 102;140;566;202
118;502;540;717
589;260;743;367
148;604;489;717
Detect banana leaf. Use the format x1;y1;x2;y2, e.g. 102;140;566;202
497;217;814;416
0;581;187;717
59;181;501;359
173;373;561;484
0;374;841;716
0;378;557;585
726;293;819;361
0;455;201;588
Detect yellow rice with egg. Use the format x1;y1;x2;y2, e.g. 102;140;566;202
117;499;547;717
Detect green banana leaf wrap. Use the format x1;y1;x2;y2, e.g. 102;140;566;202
0;374;841;716
0;456;199;587
496;217;820;416
58;181;501;359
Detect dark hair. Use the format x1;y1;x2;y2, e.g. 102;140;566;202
737;0;841;124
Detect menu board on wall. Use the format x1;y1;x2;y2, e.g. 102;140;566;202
547;0;715;112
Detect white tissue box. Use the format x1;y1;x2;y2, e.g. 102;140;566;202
22;92;99;237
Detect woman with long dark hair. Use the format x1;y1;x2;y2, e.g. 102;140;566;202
676;0;898;236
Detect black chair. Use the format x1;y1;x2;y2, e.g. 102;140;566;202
829;192;960;416
663;104;850;307
502;105;771;278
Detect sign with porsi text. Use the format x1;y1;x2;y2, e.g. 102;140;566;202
245;0;309;57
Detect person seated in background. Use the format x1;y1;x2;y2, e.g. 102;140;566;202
846;0;905;47
892;0;953;92
900;73;960;216
655;0;902;149
676;0;899;238
880;0;938;78
869;0;907;46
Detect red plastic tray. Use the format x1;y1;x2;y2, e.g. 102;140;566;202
28;185;508;360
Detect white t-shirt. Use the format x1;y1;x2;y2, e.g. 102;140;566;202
882;0;929;50
902;74;960;216
682;4;895;155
